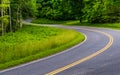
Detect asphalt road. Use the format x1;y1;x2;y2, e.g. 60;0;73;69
0;26;120;75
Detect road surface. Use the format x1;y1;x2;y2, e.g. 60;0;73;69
0;26;120;75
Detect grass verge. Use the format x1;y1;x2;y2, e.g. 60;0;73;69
0;25;85;70
32;18;120;30
63;20;120;30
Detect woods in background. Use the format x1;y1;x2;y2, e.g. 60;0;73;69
36;0;120;23
0;0;37;35
1;0;120;35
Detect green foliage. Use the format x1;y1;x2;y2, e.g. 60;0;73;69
31;18;80;25
8;0;37;32
0;15;9;25
36;0;76;20
61;20;120;30
82;0;120;23
36;0;120;23
0;25;85;69
0;0;37;35
31;18;63;24
22;0;37;18
0;0;10;35
82;0;106;23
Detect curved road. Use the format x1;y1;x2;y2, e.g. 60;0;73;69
0;26;120;75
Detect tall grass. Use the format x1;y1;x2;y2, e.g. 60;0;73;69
0;25;85;69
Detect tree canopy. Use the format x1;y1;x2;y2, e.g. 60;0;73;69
0;0;37;35
0;0;120;35
36;0;120;23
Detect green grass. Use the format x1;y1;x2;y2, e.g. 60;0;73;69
62;20;120;30
0;25;85;70
32;18;120;30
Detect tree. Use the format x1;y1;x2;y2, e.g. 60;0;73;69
22;0;37;18
0;0;10;35
71;0;84;22
10;0;37;31
36;0;76;20
82;0;106;23
82;0;120;23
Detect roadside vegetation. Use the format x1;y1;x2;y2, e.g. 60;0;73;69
32;19;120;30
32;0;120;30
1;0;120;70
31;18;79;25
64;21;120;30
31;18;62;24
63;21;120;30
0;25;85;69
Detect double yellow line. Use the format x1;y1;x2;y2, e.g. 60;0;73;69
46;28;114;75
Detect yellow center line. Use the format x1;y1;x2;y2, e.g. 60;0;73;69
45;28;114;75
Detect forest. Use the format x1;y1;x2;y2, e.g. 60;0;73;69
0;0;37;35
0;0;120;69
1;0;120;35
36;0;120;22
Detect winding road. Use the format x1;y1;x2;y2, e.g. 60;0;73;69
0;25;120;75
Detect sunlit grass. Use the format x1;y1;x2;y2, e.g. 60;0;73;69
0;25;85;69
62;20;120;30
32;18;120;30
